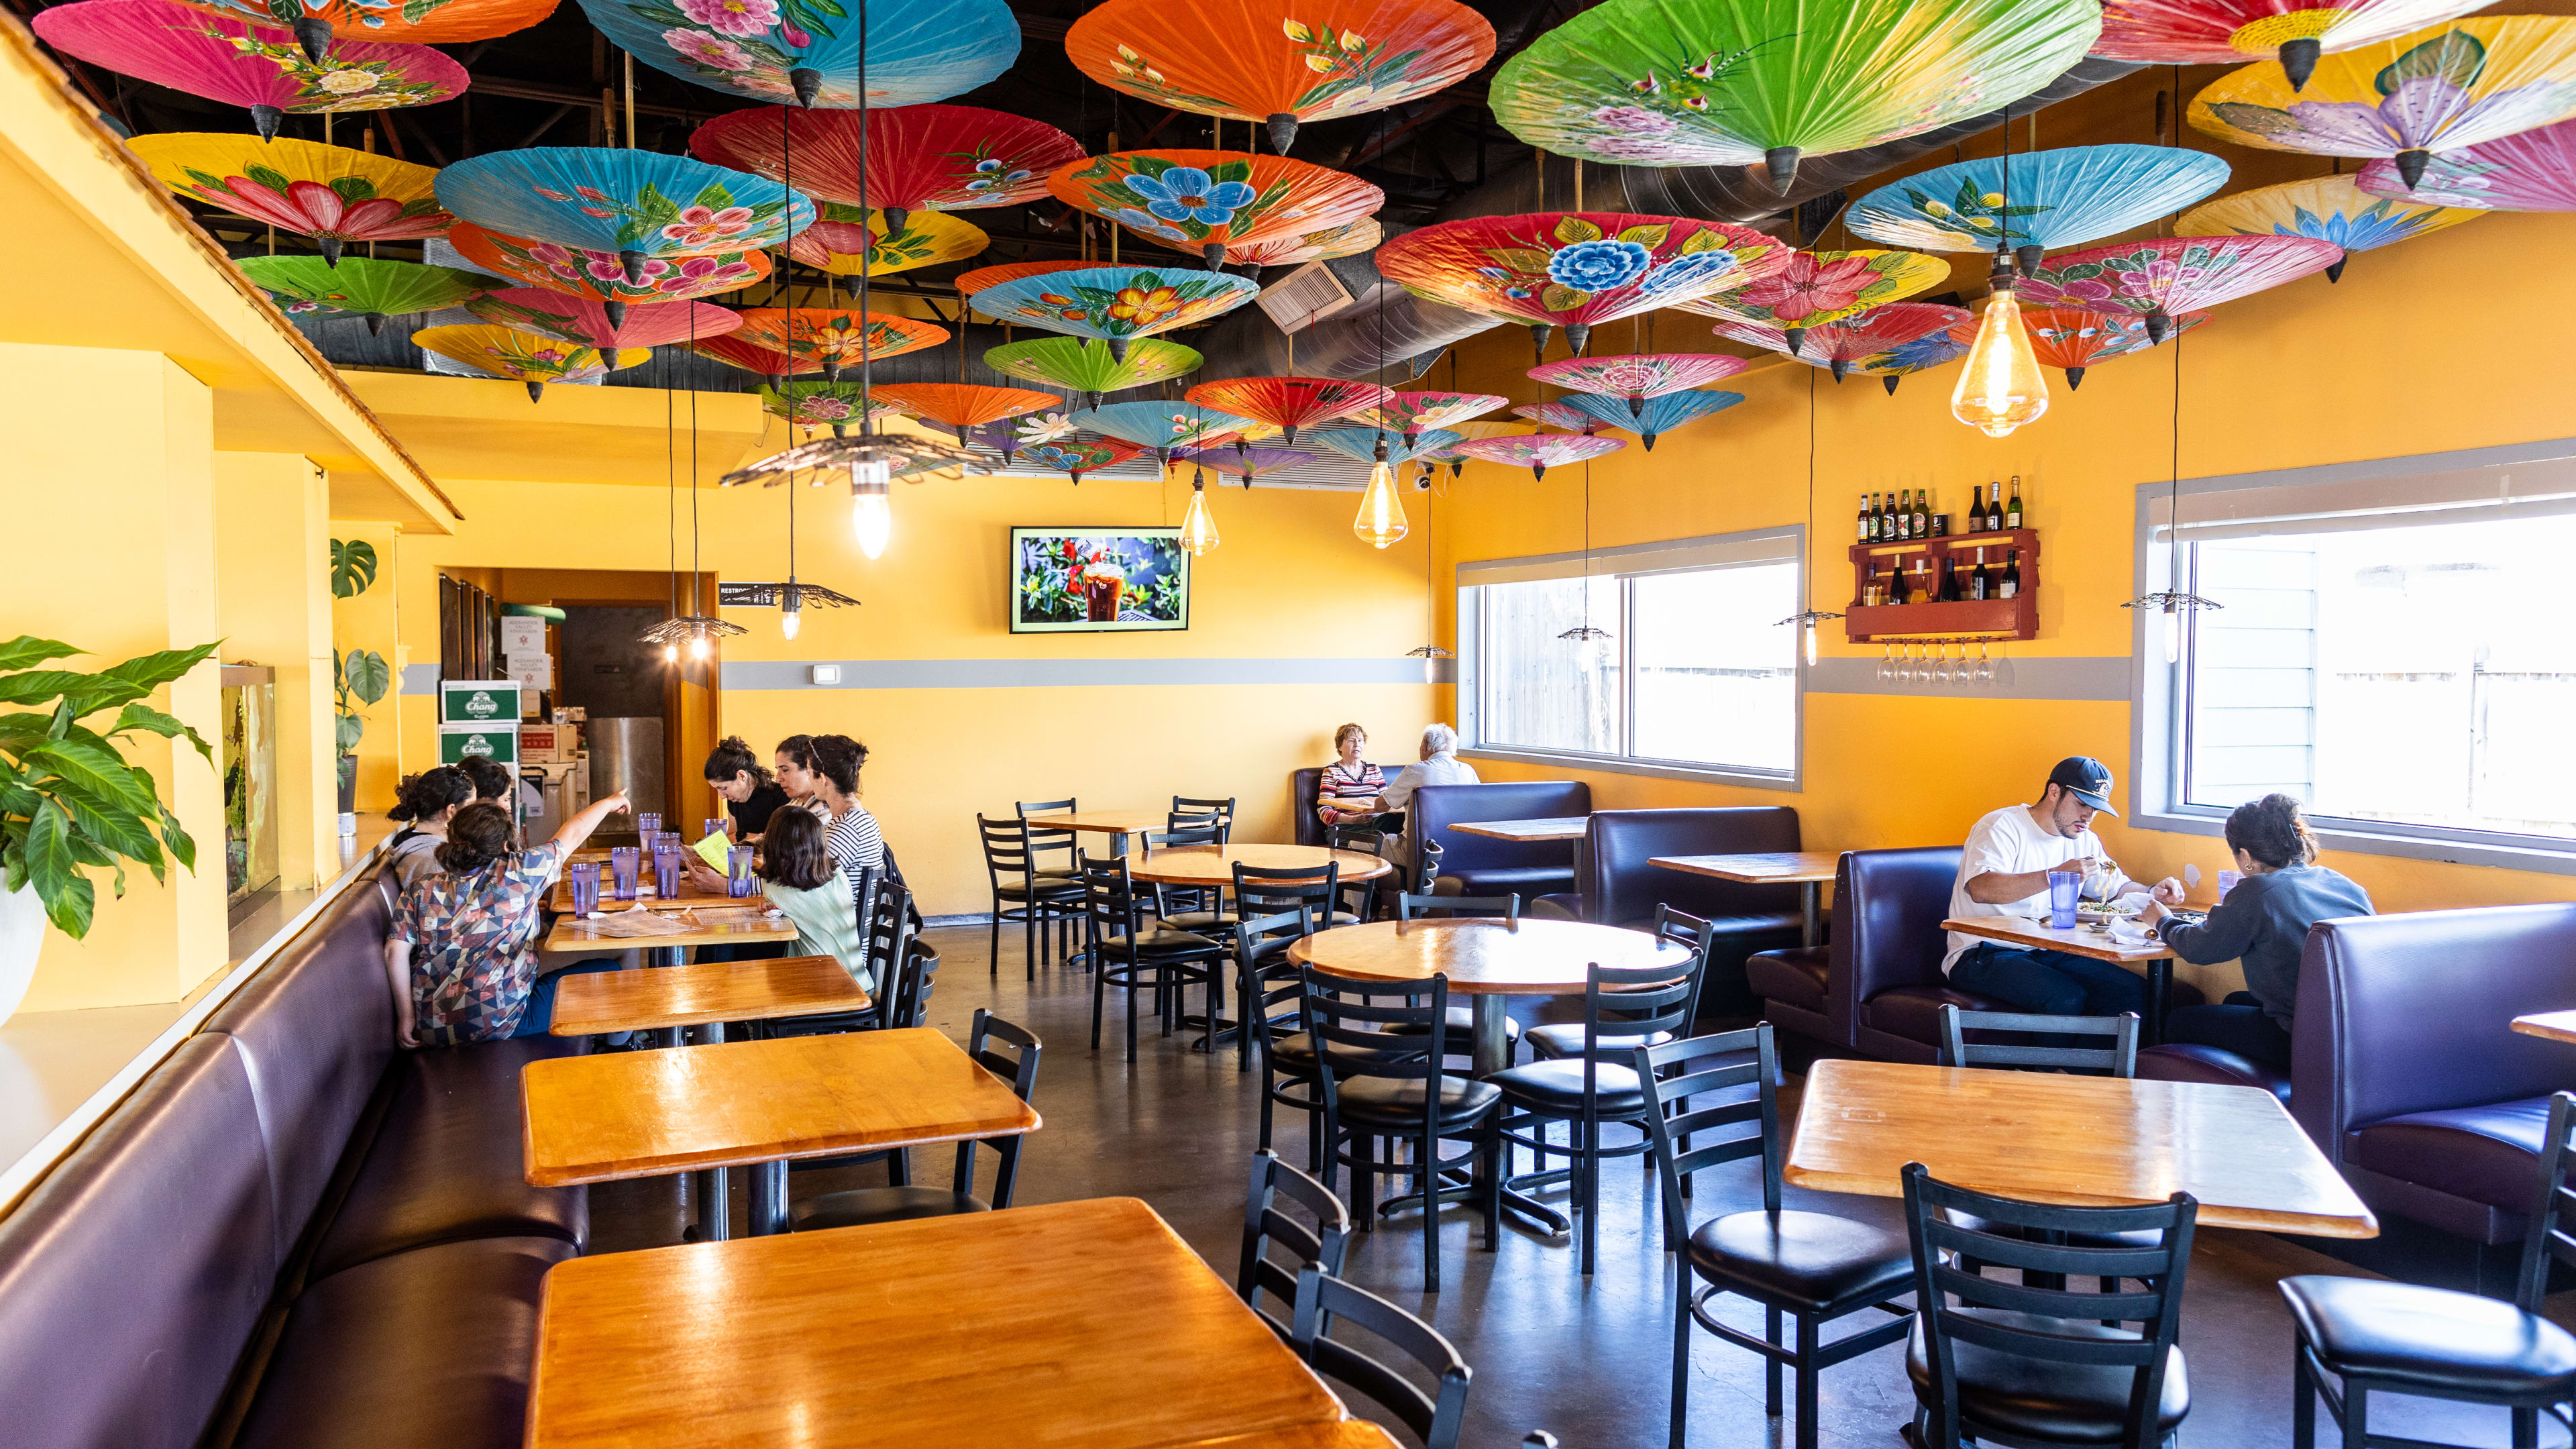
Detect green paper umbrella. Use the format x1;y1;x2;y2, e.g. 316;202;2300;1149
983;335;1203;408
1489;0;2103;192
237;255;492;333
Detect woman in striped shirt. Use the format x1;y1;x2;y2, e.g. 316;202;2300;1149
1316;722;1387;827
807;733;883;891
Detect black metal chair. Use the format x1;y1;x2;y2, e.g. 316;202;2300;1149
1637;1026;1915;1449
789;1009;1040;1231
1326;820;1392;922
1241;908;1344;1163
1238;860;1355;929
2282;1089;2576;1449
1527;905;1715;1061
1172;794;1236;835
1936;1004;2141;1076
1490;959;1696;1275
1237;1148;1351;1342
1302;966;1500;1294
978;813;1082;978
1900;1162;2197;1449
1391;892;1524;1059
1148;818;1238;937
1083;855;1224;1063
1290;1265;1473;1449
1016;796;1083;957
762;869;908;1042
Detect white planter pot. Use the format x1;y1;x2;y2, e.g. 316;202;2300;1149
0;882;45;1027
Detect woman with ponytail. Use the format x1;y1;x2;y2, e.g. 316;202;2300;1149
703;735;788;840
384;765;476;891
2140;793;2373;1069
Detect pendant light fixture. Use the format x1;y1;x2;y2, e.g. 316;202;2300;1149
1403;460;1454;682
1557;461;1611;644
1179;465;1220;556
641;366;748;658
1951;107;2049;438
2123;327;2220;662
1351;270;1409;548
1777;368;1846;665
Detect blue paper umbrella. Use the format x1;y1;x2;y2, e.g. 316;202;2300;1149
1307;427;1466;467
1177;445;1313;486
434;148;814;284
575;0;1017;109
1553;391;1743;450
1071;400;1260;462
969;265;1262;361
1844;144;2229;274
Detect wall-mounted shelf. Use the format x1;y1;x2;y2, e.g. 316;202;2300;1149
1844;527;2039;643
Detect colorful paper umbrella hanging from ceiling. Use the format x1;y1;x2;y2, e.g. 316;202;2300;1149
964;410;1084;460
130;136;449;264
969;265;1262;360
1514;401;1608;434
2021;307;2207;388
1843;146;2231;274
693;334;824;380
957;260;1096;298
2013;235;2342;339
411;324;647;401
2176;174;2479;281
1673;251;1953;356
1552;390;1744;449
2358;115;2576;208
1527;352;1750;411
572;0;1018;109
1377;212;1792;358
1065;0;1495;154
2190;20;2576;188
1223;220;1384;270
1177;445;1316;486
1009;437;1146;482
1045;151;1385;269
1074;400;1264;462
688;105;1081;234
786;205;989;276
463;288;744;350
1487;0;2103;191
2094;0;2494;91
435;149;813;286
757;381;912;432
34;1;464;140
445;224;771;320
237;256;491;332
1309;427;1466;467
1452;431;1626;480
729;308;948;379
1183;376;1394;444
158;0;555;60
984;335;1202;404
1711;301;1974;380
1362;390;1509;441
869;383;1061;445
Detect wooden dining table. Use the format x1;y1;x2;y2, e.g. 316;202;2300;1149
547;955;869;1041
1941;912;2183;1043
1654;850;1840;947
1448;816;1589;843
541;906;796;969
1023;808;1169;859
1124;843;1395;889
2512;1011;2576;1045
1786;1059;2377;1238
522;1196;1352;1448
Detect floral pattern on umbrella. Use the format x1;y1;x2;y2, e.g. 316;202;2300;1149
34;1;466;133
1307;427;1466;466
786;203;989;276
2021;307;2207;387
237;255;491;319
967;411;1086;455
161;0;558;46
2190;20;2576;179
2356;113;2576;208
1552;389;1744;448
2177;174;2479;276
435;148;813;268
411;323;647;396
2015;235;2342;335
956;260;1097;296
1361;389;1510;440
871;383;1061;443
1450;431;1626;479
1223;219;1384;269
1843;146;2231;261
983;336;1203;399
1513;400;1607;433
1073;400;1264;456
1527;352;1750;401
689;104;1081;217
970;266;1262;351
463;288;744;350
1183;376;1395;443
1045;150;1385;266
1711;301;1973;379
1377;211;1792;354
132;136;450;256
2095;0;2497;72
756;381;910;426
1009;437;1147;480
1175;445;1315;483
447;223;772;304
729;307;947;374
573;0;1018;109
693;334;822;378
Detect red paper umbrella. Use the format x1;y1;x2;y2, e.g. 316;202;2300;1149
693;335;823;381
446;223;771;325
1378;211;1792;358
731;308;949;380
1183;376;1394;444
1711;303;1972;381
1046;150;1385;268
1223;219;1382;269
1067;0;1495;154
2015;236;2341;341
1528;353;1750;415
2092;0;2490;90
1513;402;1608;435
870;383;1061;445
1016;437;1146;483
1452;432;1627;480
957;260;1097;297
689;106;1085;236
1363;390;1510;442
464;288;741;351
34;0;466;141
2022;307;2209;388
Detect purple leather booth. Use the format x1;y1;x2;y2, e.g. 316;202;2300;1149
1405;780;1591;899
1536;808;1804;1016
1291;763;1397;848
2290;903;2576;1246
0;865;589;1449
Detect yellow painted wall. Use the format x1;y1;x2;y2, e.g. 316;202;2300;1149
328;521;405;811
214;452;337;889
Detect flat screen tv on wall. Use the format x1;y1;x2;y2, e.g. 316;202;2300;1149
1009;527;1191;633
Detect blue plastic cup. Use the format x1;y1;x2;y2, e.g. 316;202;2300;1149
608;847;641;900
704;818;729;842
2046;870;2081;929
653;845;683;899
728;845;757;898
637;812;662;839
567;861;599;916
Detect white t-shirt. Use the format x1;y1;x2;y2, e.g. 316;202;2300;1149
1943;805;2127;974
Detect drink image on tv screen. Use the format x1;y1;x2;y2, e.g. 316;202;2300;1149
1009;527;1191;633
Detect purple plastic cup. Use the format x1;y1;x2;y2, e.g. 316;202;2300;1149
2045;869;2081;929
658;831;685;855
704;818;729;843
653;845;683;899
637;812;662;839
567;861;599;916
608;847;641;900
728;845;757;898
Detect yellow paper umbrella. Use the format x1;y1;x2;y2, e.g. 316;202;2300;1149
411;324;647;401
129;134;447;263
787;205;989;278
2176;174;2480;280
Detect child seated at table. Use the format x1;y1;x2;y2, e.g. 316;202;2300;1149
750;805;871;992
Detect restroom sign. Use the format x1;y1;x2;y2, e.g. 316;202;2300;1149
439;678;523;724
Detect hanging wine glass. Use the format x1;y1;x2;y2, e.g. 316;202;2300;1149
1878;639;1892;682
1978;639;1996;683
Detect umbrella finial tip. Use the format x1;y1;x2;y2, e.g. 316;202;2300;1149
1763;146;1800;195
2279;37;2322;93
1266;113;1299;154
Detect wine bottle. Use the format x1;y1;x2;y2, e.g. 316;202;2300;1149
1937;553;1959;602
1984;483;2003;533
2006;475;2024;530
1857;492;1871;543
1967;484;1984;534
1889;553;1911;605
1913;490;1929;539
1968;547;1988;601
2000;549;2021;599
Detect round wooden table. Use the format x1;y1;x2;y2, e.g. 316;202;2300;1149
1123;843;1393;888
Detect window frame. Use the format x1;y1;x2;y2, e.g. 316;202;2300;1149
1456;524;1807;791
2129;436;2576;876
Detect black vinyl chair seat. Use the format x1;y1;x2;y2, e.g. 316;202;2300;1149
2280;1276;2576;1396
1522;1021;1670;1060
1488;1059;1648;1116
1331;1075;1502;1130
1391;1005;1521;1043
792;1184;990;1230
993;879;1084;901
1905;1309;2190;1446
1686;1209;1915;1316
1159;908;1240;932
1099;924;1224;954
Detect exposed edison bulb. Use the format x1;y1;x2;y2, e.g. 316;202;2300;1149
1805;621;1820;666
780;604;802;640
688;633;710;661
851;482;891;559
1353;458;1409;549
662;642;678;663
1950;263;2050;439
2164;606;2184;665
1178;472;1219;556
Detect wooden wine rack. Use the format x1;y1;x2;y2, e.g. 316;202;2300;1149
1843;527;2039;643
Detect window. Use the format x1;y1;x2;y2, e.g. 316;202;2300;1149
1461;528;1803;782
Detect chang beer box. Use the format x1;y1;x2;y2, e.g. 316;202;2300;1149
439;679;523;727
436;728;519;767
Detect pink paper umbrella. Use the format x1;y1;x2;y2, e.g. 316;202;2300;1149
463;288;743;351
1513;401;1609;435
1452;432;1625;481
34;0;466;141
2359;116;2576;211
1527;352;1751;418
2016;235;2343;341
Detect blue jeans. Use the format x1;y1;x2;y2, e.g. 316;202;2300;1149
1950;943;2148;1019
2165;991;2293;1069
509;958;624;1039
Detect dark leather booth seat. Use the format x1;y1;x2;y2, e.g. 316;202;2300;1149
1833;847;1999;1063
2292;904;2576;1246
1406;780;1590;898
2135;1041;2293;1102
0;864;589;1449
1537;808;1804;1018
1291;763;1396;848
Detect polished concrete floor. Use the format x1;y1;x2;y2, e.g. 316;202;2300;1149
592;926;2571;1448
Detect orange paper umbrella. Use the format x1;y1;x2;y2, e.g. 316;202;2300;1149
447;223;770;326
957;260;1095;297
1183;376;1393;444
1223;219;1382;269
871;382;1061;445
1378;211;1792;358
689;105;1084;236
1067;0;1496;154
2022;307;2208;388
729;307;948;380
1046;150;1385;268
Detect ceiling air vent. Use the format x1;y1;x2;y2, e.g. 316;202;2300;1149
1258;262;1356;333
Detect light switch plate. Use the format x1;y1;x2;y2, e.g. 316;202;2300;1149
809;664;842;686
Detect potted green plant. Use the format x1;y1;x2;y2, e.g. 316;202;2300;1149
0;635;216;1024
331;539;389;831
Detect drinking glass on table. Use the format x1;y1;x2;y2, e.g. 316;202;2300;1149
727;845;757;898
2045;869;2082;929
652;843;683;898
567;861;600;916
704;817;728;843
608;846;641;900
636;812;661;839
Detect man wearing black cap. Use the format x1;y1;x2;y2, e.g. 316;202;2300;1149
1945;757;2185;1018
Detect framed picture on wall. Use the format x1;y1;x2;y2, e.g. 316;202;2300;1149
1009;527;1191;633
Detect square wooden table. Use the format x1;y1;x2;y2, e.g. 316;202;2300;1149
547;955;869;1038
2512;1011;2576;1045
1654;850;1839;946
1786;1059;2377;1238
547;865;734;914
1942;913;2182;1042
521;1028;1037;1240
542;907;796;968
523;1197;1350;1448
1146;1426;1403;1449
1448;816;1589;843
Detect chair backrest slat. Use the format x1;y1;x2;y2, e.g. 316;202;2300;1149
1301;967;1445;1083
1636;1026;1782;1236
1397;892;1519;921
2514;1091;2576;1310
1289;1266;1472;1449
1235;861;1343;916
1938;1005;2139;1077
1237;1150;1351;1338
953;1008;1041;1206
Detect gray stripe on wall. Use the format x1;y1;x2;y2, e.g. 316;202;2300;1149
722;657;1438;690
1805;655;2134;702
400;663;439;695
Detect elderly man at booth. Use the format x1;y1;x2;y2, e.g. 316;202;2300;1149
1361;723;1479;867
